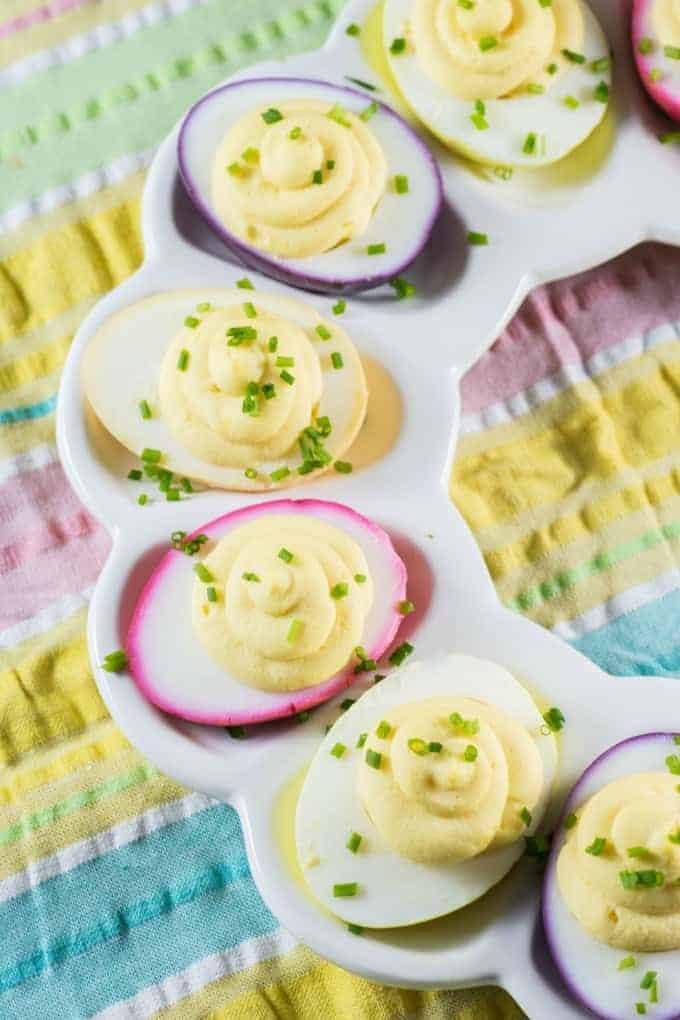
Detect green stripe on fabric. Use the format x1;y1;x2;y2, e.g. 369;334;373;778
509;521;680;612
0;764;158;848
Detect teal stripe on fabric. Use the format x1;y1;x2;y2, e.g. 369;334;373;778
570;585;680;677
0;393;56;424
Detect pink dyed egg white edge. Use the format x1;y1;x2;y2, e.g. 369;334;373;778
632;0;680;123
126;499;407;725
542;732;680;1020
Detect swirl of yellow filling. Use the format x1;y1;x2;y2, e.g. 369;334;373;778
158;304;323;469
192;514;374;692
358;696;543;864
410;0;584;100
212;99;388;258
557;772;680;951
653;0;680;46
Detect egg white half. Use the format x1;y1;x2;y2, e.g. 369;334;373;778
295;654;558;928
383;0;612;168
82;289;367;490
544;733;680;1020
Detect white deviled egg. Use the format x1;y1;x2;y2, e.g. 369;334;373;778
295;654;558;928
383;0;612;167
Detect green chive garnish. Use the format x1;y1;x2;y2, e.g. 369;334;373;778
333;882;358;897
289;126;302;140
664;45;680;60
206;586;217;603
326;159;335;170
594;81;609;103
184;316;200;328
354;574;366;584
543;707;565;732
565;812;578;829
520;807;532;826
345;76;378;92
244;467;258;479
376;720;391;739
449;713;479;735
227;325;257;345
268;336;278;352
242;147;259;164
237;277;254;289
356;732;367;748
464;744;478;762
194;563;213;583
333;460;352;475
547;62;558;74
227;162;244;177
330;582;348;599
468;230;489;245
619;869;665;890
276;355;295;367
196;301;212;312
360;101;378;122
638;37;654;54
286;618;304;642
128;469;142;480
270;466;292;483
527;83;545;94
139;399;152;419
408;737;428;756
261;107;283;124
141;448;162;463
428;741;443;753
316;324;331;340
346;831;362;853
177;348;189;371
562;48;586;63
458;0;474;8
365;749;382;769
227;725;247;739
367;243;386;255
563;96;580;109
618;956;636;971
398;600;414;615
479;36;498;51
523;132;537;155
389;277;416;299
101;650;128;673
280;370;295;385
331;351;344;369
327;104;351;127
137;494;148;505
585;837;607;856
331;742;346;758
390;37;406;54
389;641;413;666
332;300;346;316
394;174;409;193
181;477;193;493
242;572;260;582
627;846;651;859
312;169;323;185
649;68;663;81
666;754;680;775
243;301;257;318
278;547;293;563
591;56;611;72
640;971;657;990
347;923;363;935
346;23;360;36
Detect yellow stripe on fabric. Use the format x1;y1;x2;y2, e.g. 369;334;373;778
0;602;85;674
0;196;142;344
0;0;160;70
0;413;54;458
486;465;680;581
206;958;523;1020
0;333;71;393
0;631;107;768
452;357;680;532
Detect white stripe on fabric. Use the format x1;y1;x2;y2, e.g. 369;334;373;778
0;0;208;87
552;568;680;641
0;147;154;236
0;793;213;905
0;442;58;486
0;585;94;651
460;322;679;436
92;928;300;1019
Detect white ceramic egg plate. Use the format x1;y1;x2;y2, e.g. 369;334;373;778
56;2;680;1016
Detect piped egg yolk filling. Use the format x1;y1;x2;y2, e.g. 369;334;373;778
653;0;680;47
557;772;680;952
191;514;374;692
159;305;322;469
212;99;388;258
410;0;584;100
358;696;543;865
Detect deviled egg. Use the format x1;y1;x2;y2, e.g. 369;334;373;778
178;77;443;293
633;0;680;124
126;499;407;724
295;654;558;928
383;0;612;167
544;733;680;1020
83;289;367;490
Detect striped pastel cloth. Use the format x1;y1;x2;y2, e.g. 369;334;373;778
0;0;678;1017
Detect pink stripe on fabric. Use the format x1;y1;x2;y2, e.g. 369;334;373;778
460;243;680;415
0;0;92;39
0;462;89;548
0;508;98;574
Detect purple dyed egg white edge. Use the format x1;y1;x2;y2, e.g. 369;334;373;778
126;498;408;726
177;76;444;294
542;731;680;1020
632;0;680;124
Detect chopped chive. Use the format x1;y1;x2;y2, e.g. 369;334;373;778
316;324;331;340
141;447;162;463
345;76;378;92
244;467;257;479
261;107;283;124
666;754;680;775
327;104;351;127
390;37;406;54
354;573;366;584
139;399;152;419
346;831;362;853
520;807;532;826
523;132;537;155
331;351;344;369
618;956;636;971
389;641;413;666
585;837;607;856
428;741;443;753
594;81;610;103
312;168;323;185
196;301;212;312
227;162;245;177
449;713;479;735
242;571;260;582
394;174;409;193
242;146;259;164
565;812;578;829
525;834;551;858
365;749;381;769
638;37;654;54
360;101;379;122
389;276;416;299
177;348;190;371
408;737;428;755
470;111;489;130
137;494;148;505
467;230;488;245
458;0;475;7
376;720;391;739
543;707;565;732
479;35;498;51
627;846;651;859
563;95;580;109
636;1005;647;1015
347;923;364;935
340;698;355;711
286;618;304;642
463;744;478;762
332;300;346;315
243;301;257;318
335;461;352;475
330;742;346;758
128;469;142;480
326;159;335;170
268;335;278;352
237;277;254;289
226;325;257;345
619;869;665;890
367;243;386;255
664;45;680;60
538;0;552;6
289;126;302;140
330;582;348;599
649;68;663;81
278;547;293;563
346;23;360;36
591;56;611;72
356;732;367;748
527;83;545;94
280;370;295;385
143;464;159;478
493;165;513;180
562;48;586;63
547;62;558;74
184;315;200;329
276;355;295;367
194;563;213;583
101;650;128;673
640;972;657;990
295;710;311;723
333;882;358;897
206;585;217;602
398;600;414;615
227;725;247;739
668;830;680;844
